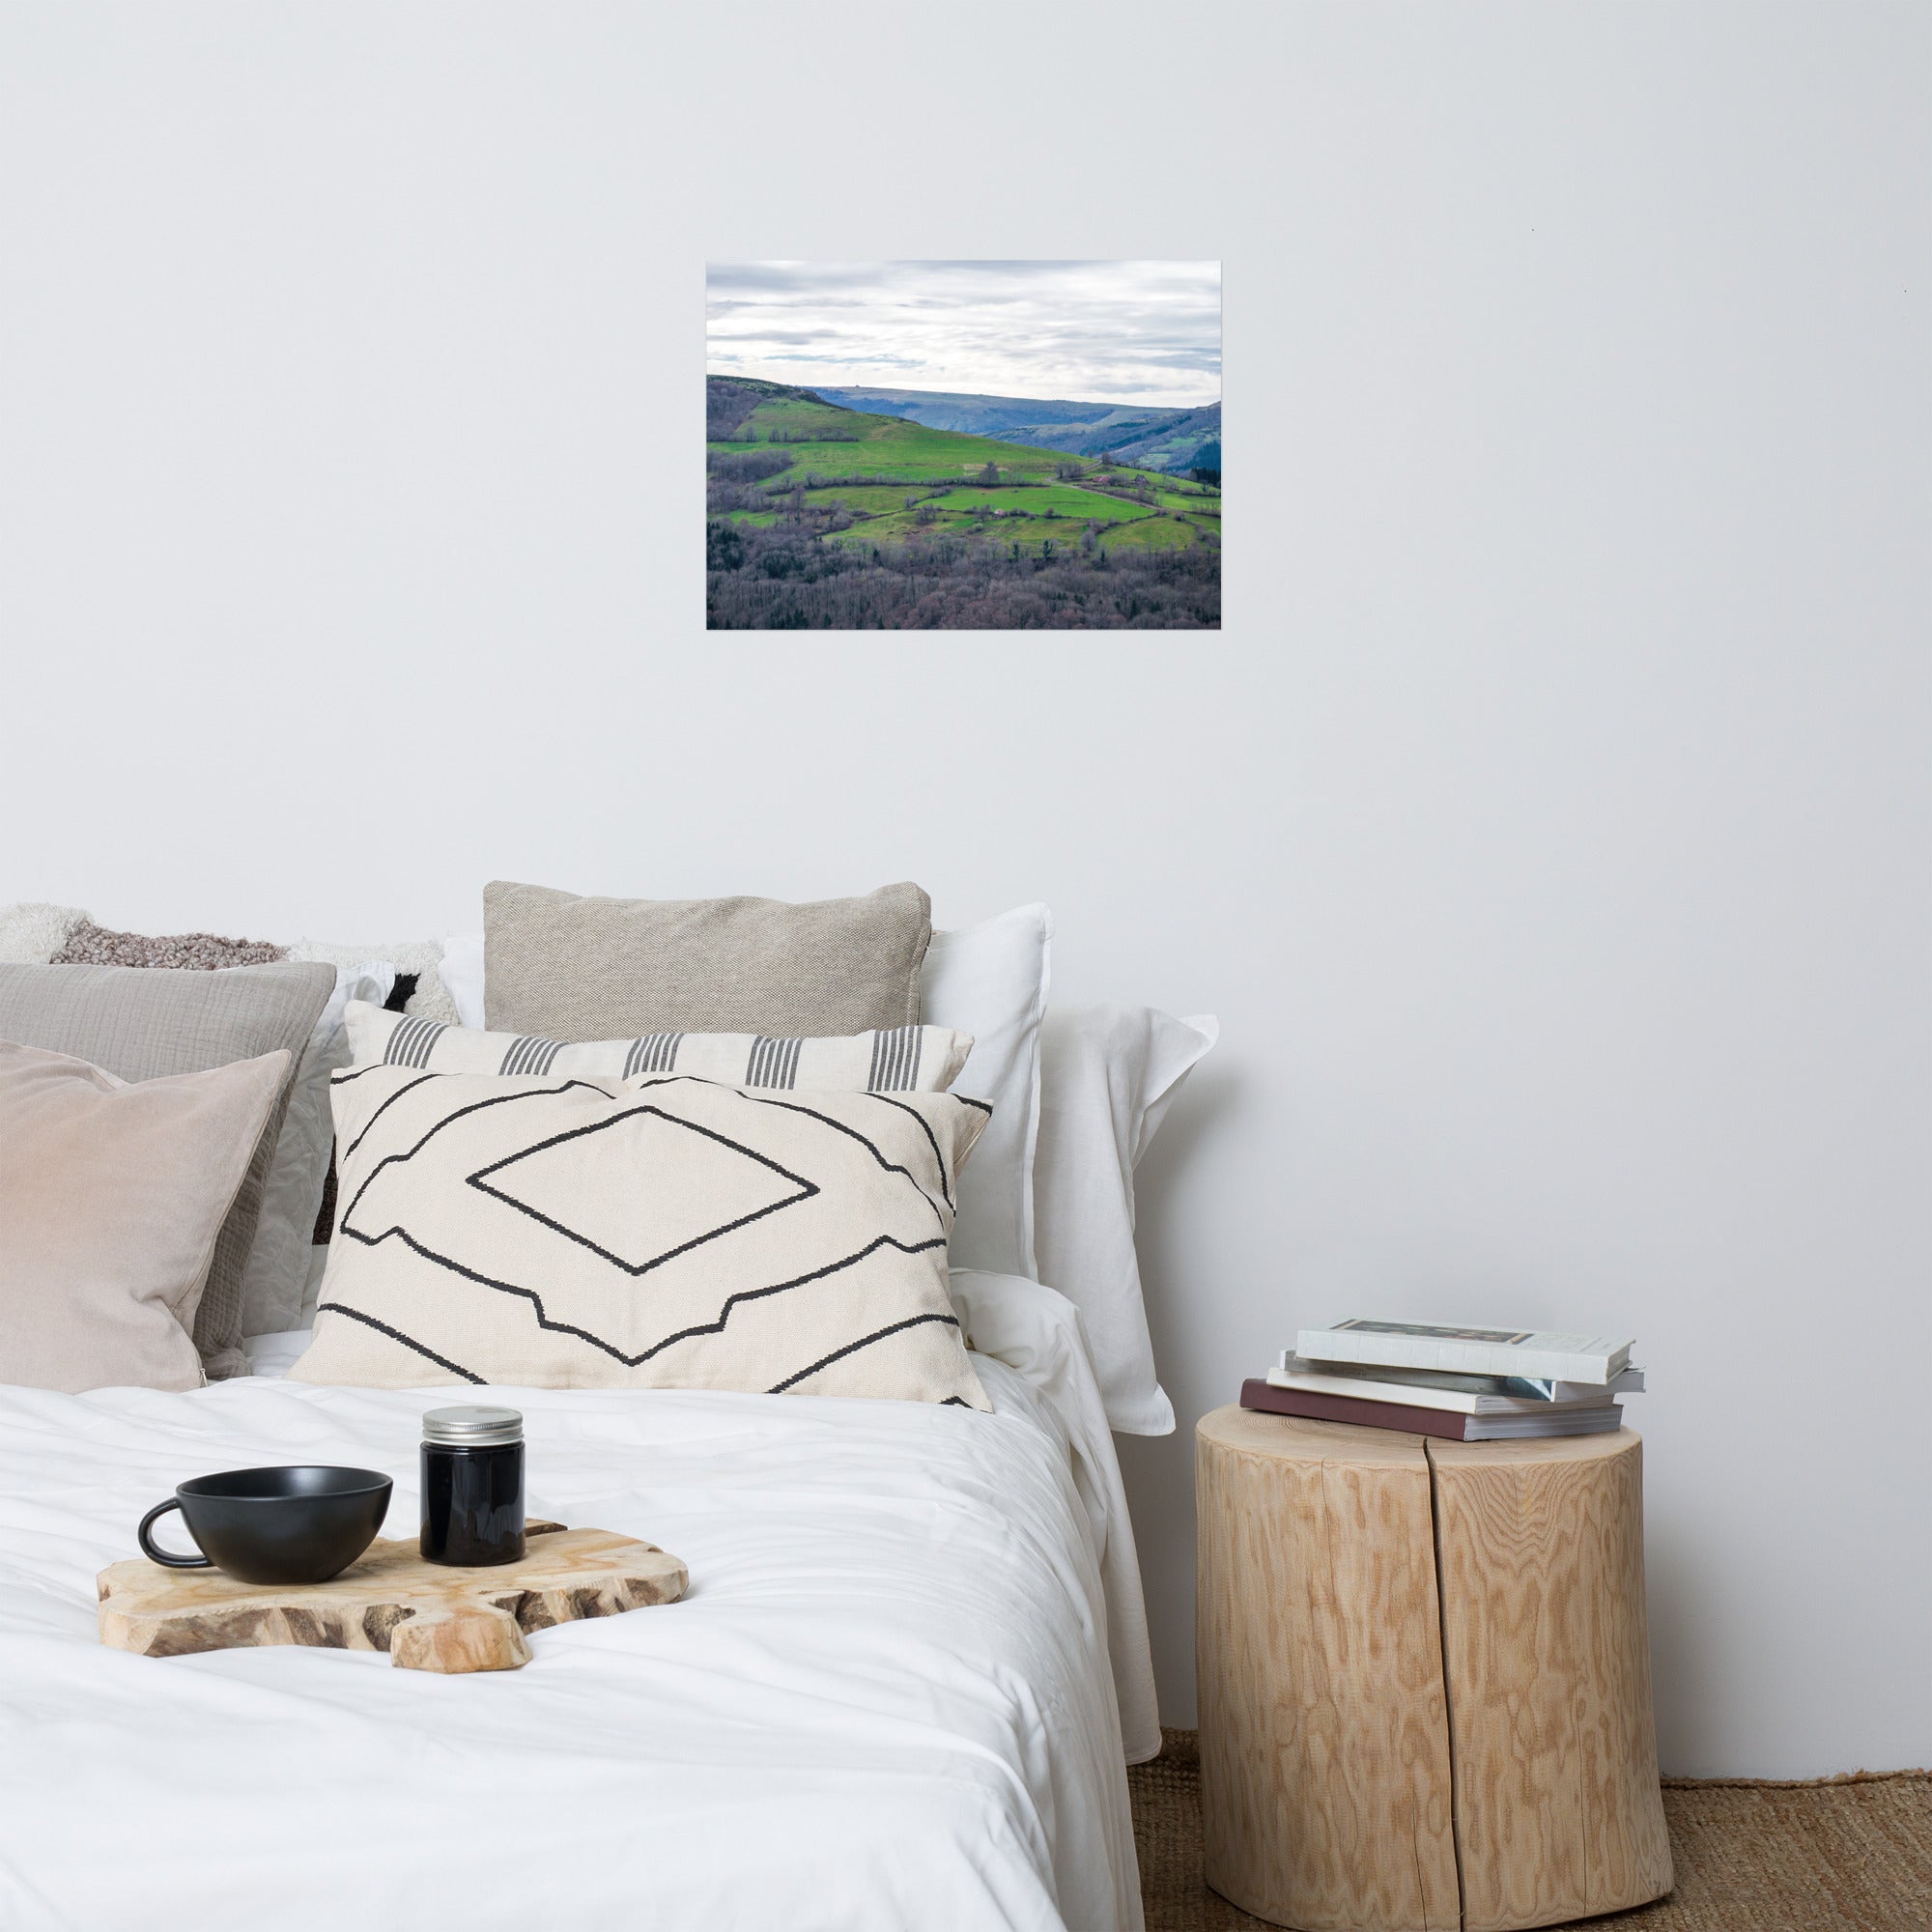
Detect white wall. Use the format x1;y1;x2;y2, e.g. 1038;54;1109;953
1;3;1925;1776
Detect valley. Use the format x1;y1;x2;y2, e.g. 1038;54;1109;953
811;384;1221;476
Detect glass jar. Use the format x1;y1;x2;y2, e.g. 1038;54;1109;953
419;1406;526;1567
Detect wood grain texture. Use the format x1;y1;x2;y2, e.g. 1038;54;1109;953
1196;1406;1461;1932
1429;1429;1673;1930
98;1525;687;1673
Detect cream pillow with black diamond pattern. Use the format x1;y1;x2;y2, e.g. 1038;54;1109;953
286;1065;991;1406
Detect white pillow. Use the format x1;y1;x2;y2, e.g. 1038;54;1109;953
1032;1004;1217;1435
286;937;460;1024
439;929;486;1027
921;905;1052;1281
238;962;394;1338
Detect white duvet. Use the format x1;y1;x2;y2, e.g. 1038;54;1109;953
0;1272;1151;1932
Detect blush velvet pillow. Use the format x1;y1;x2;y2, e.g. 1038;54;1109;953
0;1041;291;1392
290;1065;990;1406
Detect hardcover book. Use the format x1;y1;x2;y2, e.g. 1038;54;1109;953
1270;1355;1642;1415
1239;1378;1625;1441
1294;1320;1634;1385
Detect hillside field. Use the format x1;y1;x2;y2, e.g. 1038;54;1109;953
706;377;1220;626
711;381;1221;541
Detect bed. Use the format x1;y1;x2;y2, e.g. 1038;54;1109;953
0;1269;1154;1932
0;895;1205;1932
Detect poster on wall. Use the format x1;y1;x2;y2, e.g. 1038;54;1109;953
706;261;1221;630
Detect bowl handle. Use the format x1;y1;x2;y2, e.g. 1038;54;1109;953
138;1498;213;1569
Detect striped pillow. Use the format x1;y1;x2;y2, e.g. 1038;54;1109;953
343;1002;973;1094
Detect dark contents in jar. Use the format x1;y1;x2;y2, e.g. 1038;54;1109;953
419;1406;526;1567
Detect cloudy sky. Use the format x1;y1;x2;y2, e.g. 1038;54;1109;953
706;261;1220;406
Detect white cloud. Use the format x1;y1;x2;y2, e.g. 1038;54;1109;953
705;260;1220;406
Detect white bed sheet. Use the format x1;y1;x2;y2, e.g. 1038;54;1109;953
0;1300;1148;1931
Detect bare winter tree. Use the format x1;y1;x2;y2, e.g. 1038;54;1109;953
707;448;794;484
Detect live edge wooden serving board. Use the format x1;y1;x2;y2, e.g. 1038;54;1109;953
98;1523;688;1674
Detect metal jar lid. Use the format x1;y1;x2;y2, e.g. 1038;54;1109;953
422;1405;524;1447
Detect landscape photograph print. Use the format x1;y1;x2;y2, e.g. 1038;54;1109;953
707;261;1221;630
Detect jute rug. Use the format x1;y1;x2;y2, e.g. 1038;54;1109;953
1128;1730;1931;1932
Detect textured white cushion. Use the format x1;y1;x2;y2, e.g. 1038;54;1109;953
289;1067;991;1406
1033;1005;1217;1435
920;905;1051;1280
343;1001;972;1092
287;937;460;1024
0;902;88;963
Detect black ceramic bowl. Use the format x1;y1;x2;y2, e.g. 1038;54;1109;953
138;1466;392;1585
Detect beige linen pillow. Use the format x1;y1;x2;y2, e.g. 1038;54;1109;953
0;960;334;1378
0;1041;291;1393
483;881;931;1040
290;1065;990;1406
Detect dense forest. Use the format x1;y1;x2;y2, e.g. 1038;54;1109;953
706;521;1220;630
705;377;1220;631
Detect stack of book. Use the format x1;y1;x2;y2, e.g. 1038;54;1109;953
1240;1319;1643;1441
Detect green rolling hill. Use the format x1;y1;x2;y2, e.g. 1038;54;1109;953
705;376;1222;559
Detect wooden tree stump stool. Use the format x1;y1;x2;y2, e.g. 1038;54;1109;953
1195;1407;1672;1932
